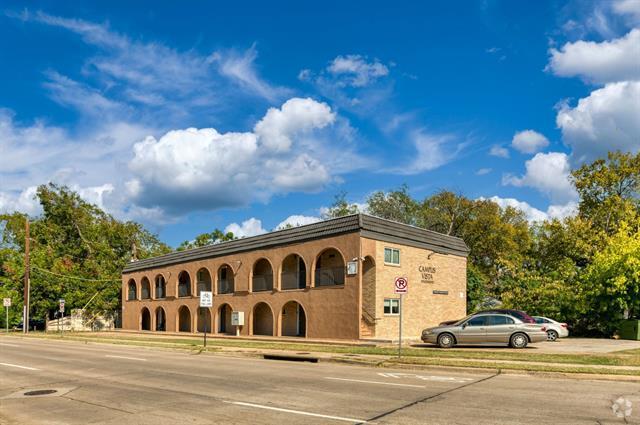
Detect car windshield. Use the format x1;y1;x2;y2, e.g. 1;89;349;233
453;314;476;326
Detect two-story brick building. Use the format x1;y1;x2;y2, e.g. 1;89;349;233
121;214;469;340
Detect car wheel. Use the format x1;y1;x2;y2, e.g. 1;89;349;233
437;333;455;348
510;333;528;349
546;330;559;342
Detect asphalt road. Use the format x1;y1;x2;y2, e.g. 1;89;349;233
0;336;638;424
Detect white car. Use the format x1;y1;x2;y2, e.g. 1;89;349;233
533;316;569;341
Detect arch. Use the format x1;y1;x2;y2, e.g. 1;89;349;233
127;279;137;301
140;307;151;331
218;303;233;334
281;254;307;290
155;307;166;331
154;274;166;299
197;308;212;333
252;302;274;336
217;264;235;294
141;277;151;299
314;248;345;287
196;268;212;296
362;256;376;330
252;258;273;292
177;271;191;298
178;305;192;332
281;301;306;337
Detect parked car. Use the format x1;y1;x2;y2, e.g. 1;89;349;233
15;318;46;331
438;309;536;326
533;316;569;341
422;313;547;349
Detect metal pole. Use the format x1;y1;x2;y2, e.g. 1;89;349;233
5;306;8;334
23;218;30;334
61;311;64;337
398;294;403;359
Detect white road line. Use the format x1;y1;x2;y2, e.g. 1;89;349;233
223;401;369;423
0;362;39;371
0;343;20;347
325;377;426;388
105;355;147;362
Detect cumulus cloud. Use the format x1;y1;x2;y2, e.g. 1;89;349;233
224;218;267;238
486;196;578;222
612;0;640;23
327;55;389;87
556;81;640;162
511;130;550;154
127;98;359;214
276;215;322;229
547;29;640;84
503;152;579;204
0;187;41;216
489;145;510;158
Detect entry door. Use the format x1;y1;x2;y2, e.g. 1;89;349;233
458;316;488;343
219;306;227;333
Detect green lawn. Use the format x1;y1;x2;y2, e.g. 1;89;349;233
15;332;640;369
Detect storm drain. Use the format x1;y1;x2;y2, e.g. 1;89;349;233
24;389;57;396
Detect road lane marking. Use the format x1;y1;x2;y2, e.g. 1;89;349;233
377;372;473;383
0;362;39;371
105;355;147;362
325;377;426;388
223;401;369;423
0;343;20;347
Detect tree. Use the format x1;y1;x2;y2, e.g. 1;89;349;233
366;185;418;225
418;190;475;236
177;229;236;251
322;191;360;219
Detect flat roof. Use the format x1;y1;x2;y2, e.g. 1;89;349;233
123;213;469;274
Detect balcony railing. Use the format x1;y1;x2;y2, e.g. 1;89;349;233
197;282;212;295
155;286;166;299
281;271;306;290
252;275;273;292
218;279;234;294
315;266;345;287
178;283;190;297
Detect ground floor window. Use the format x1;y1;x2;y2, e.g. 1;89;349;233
384;298;400;315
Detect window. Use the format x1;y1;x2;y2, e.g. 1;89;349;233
466;316;488;326
384;298;400;315
534;317;549;324
384;247;400;265
488;315;514;326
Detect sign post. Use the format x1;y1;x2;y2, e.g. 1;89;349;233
199;291;213;348
394;277;408;358
3;298;10;333
59;299;65;336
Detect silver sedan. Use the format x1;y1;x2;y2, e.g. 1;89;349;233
421;313;548;349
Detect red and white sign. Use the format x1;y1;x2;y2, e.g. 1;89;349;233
394;276;408;294
3;298;10;307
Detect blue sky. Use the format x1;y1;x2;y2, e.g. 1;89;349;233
1;0;639;246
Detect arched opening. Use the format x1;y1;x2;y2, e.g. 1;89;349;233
252;259;273;292
178;271;191;297
127;279;137;301
196;268;212;296
178;306;191;332
281;301;306;337
281;254;306;290
252;302;273;336
314;248;345;286
361;256;376;337
218;304;233;334
197;308;212;333
155;275;166;299
141;277;151;299
217;264;234;294
140;307;151;331
155;307;166;331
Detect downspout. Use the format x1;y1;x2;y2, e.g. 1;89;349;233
357;214;363;340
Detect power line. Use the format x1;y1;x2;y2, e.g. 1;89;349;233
31;267;121;282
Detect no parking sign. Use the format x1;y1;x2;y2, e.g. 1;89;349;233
394;277;408;294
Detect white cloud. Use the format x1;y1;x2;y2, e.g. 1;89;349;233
489;145;510;158
476;168;492;176
547;29;640;84
0;186;41;216
503;152;578;203
326;55;389;87
486;196;578;222
224;218;266;238
389;131;465;175
556;81;640;162
127;98;358;214
276;215;322;229
612;0;640;23
511;130;550;154
254;97;335;152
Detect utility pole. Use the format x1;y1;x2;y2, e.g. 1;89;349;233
23;218;30;334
